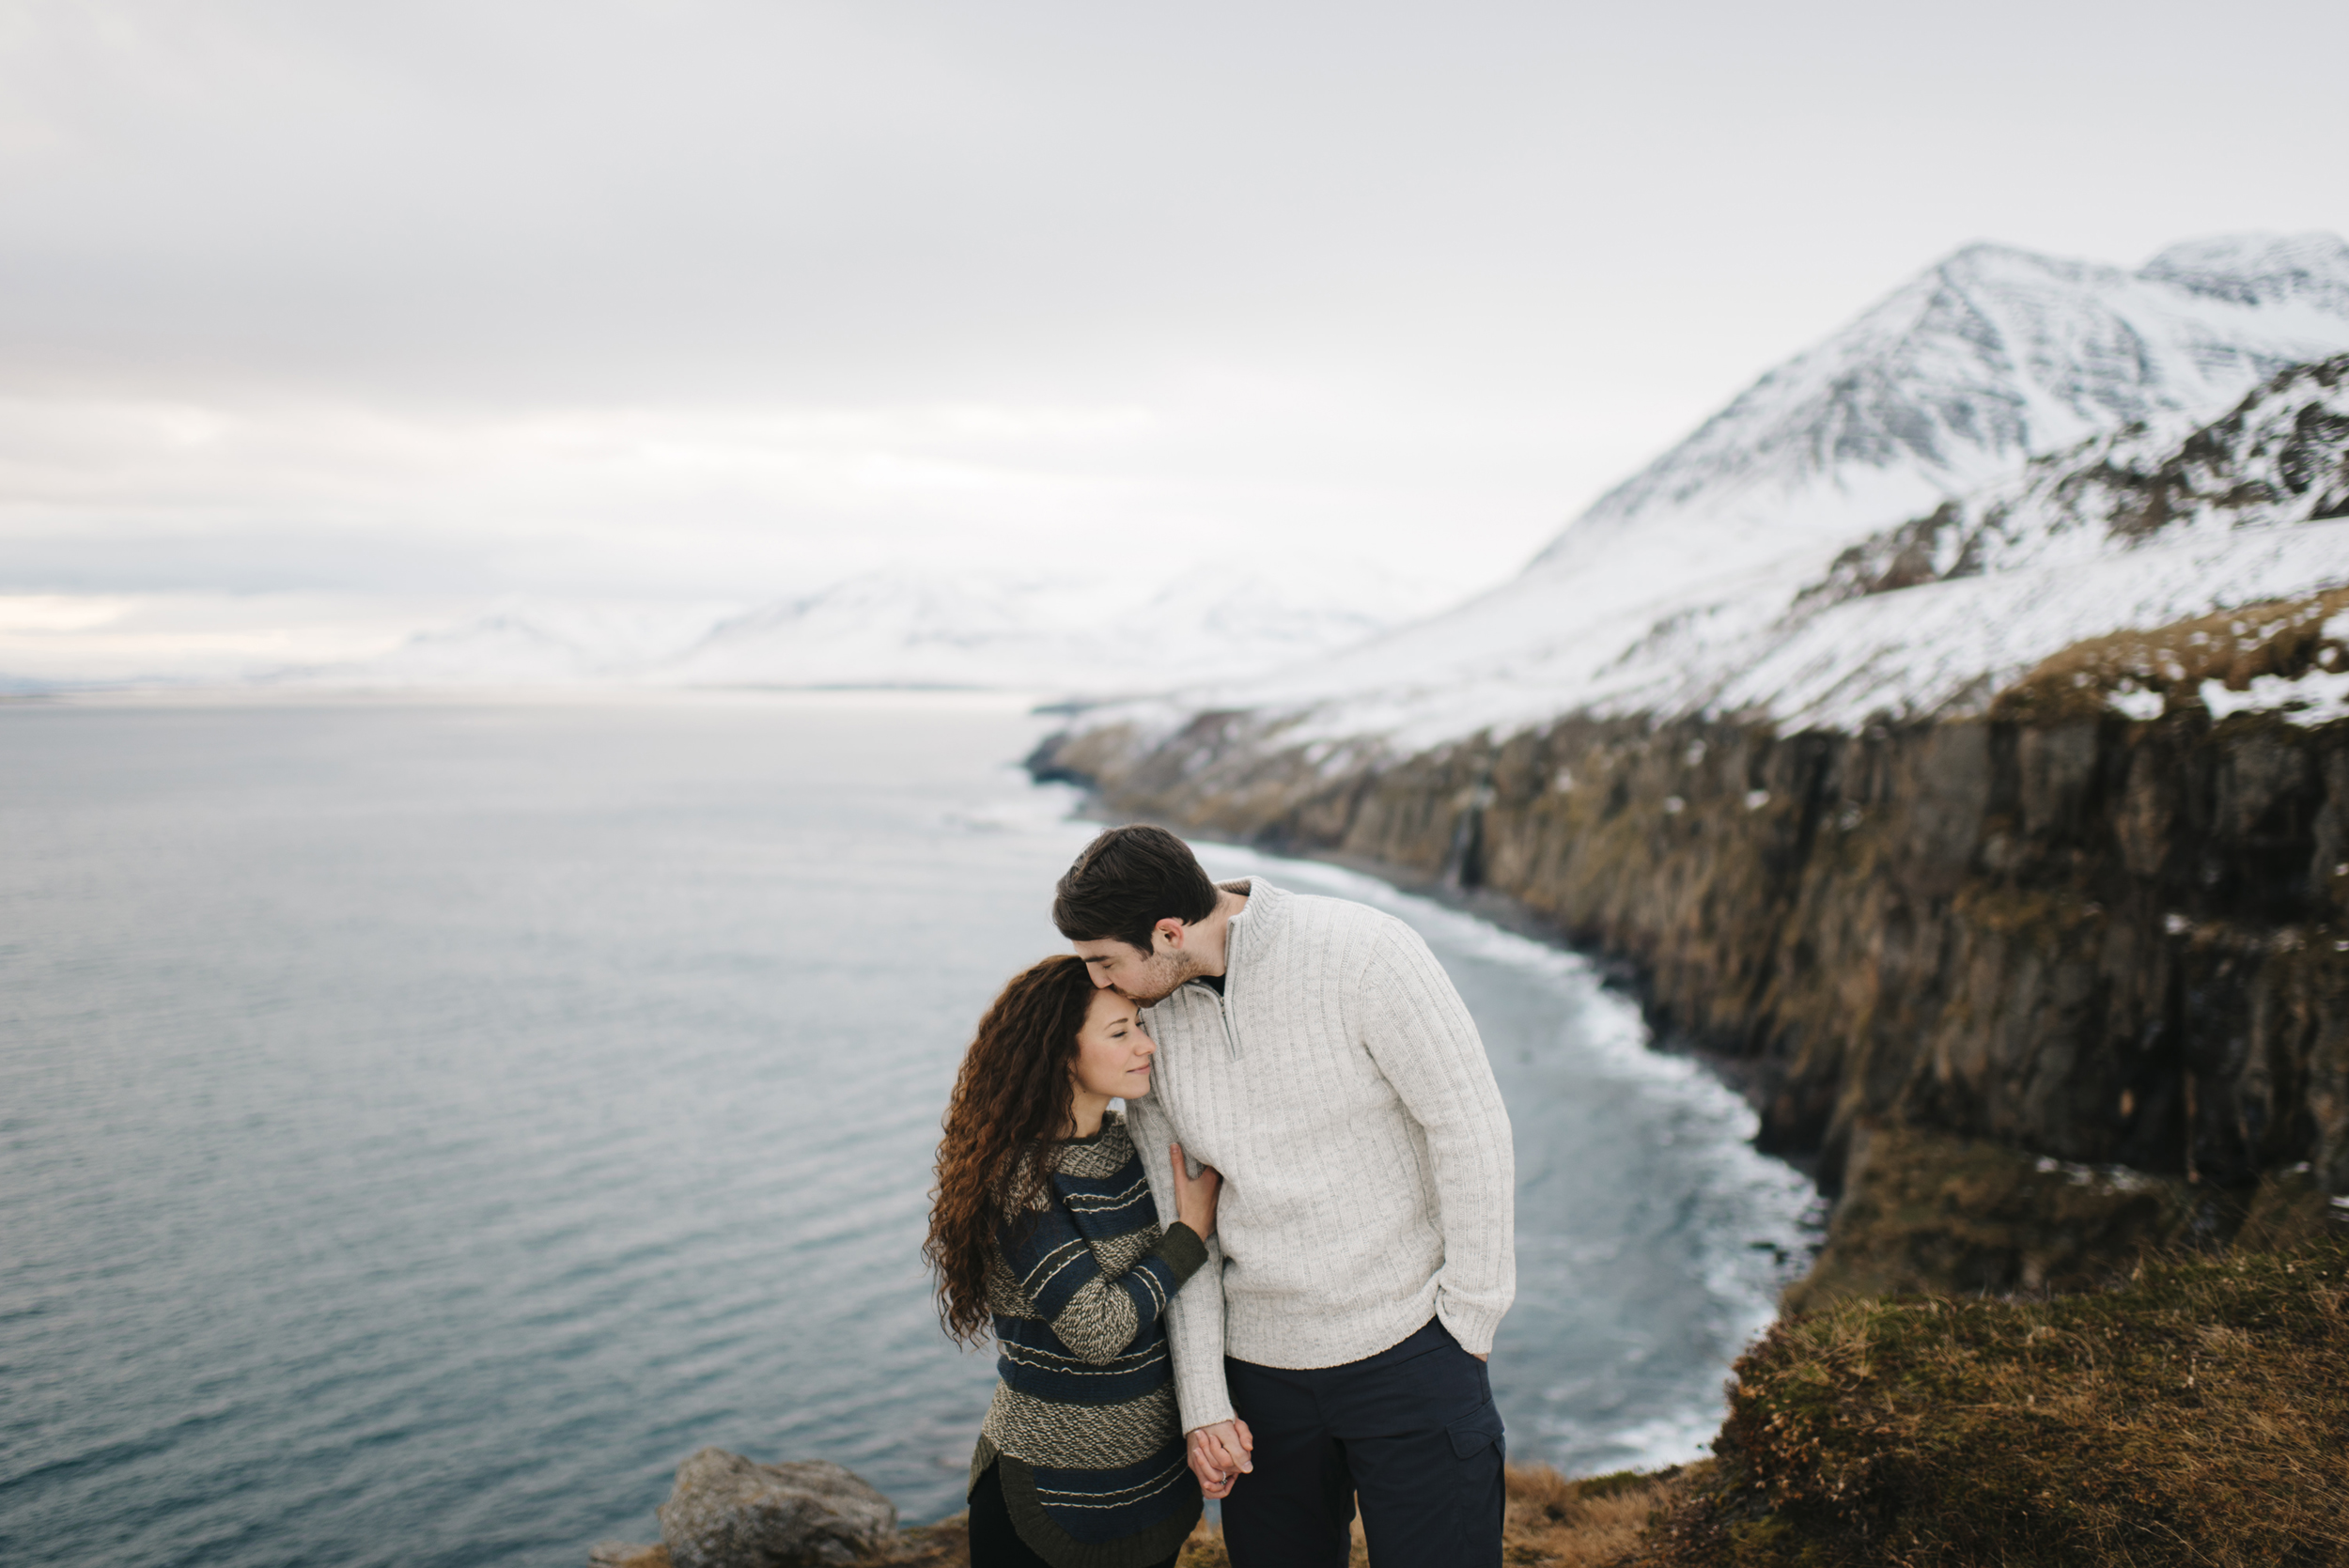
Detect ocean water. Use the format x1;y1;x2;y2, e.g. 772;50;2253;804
0;693;1816;1567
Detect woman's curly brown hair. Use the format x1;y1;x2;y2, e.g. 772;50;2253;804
926;953;1100;1345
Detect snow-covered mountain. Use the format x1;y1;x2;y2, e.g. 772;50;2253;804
655;569;1423;691
1802;352;2349;599
1696;353;2349;729
1111;232;2349;749
659;575;1060;689
1536;231;2349;580
278;234;2349;712
288;566;1439;693
309;603;726;686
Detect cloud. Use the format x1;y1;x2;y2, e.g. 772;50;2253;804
0;0;2344;670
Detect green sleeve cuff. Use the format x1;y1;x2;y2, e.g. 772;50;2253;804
1155;1221;1210;1286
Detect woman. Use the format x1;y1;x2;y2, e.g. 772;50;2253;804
926;954;1221;1568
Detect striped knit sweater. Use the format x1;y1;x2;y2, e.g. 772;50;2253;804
970;1111;1207;1568
1127;877;1516;1432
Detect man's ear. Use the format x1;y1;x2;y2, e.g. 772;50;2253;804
1154;917;1188;953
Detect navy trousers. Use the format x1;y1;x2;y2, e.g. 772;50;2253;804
1221;1318;1506;1568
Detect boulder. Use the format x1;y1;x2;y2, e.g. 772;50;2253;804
656;1448;898;1568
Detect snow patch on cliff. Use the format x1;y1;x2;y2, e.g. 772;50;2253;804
2201;668;2349;727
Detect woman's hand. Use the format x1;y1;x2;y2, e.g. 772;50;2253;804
1188;1420;1252;1498
1170;1142;1221;1239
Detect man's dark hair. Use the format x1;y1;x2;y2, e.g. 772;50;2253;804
1052;825;1220;955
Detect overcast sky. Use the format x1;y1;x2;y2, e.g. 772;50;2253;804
4;0;2347;674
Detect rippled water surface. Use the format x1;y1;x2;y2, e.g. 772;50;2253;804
1;693;1814;1566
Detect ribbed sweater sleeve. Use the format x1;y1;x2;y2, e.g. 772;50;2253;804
998;1169;1207;1366
1357;919;1517;1354
1127;1094;1237;1431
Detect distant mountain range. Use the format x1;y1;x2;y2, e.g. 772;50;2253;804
1129;231;2349;747
280;567;1441;695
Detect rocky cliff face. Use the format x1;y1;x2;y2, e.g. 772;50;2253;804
1034;583;2349;1296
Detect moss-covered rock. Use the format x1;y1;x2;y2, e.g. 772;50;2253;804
1783;1124;2202;1312
1783;1125;2349;1312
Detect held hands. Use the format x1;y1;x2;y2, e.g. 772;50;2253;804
1186;1419;1252;1499
1170;1143;1237;1496
1169;1130;1477;1500
1169;1142;1221;1239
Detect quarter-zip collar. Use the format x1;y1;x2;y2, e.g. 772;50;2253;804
1182;877;1285;1060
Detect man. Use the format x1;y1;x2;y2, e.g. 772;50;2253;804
1053;824;1515;1568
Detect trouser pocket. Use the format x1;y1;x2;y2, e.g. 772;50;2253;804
1447;1398;1506;1463
1444;1398;1507;1563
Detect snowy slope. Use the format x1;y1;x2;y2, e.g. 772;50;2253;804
656;574;1059;688
277;603;730;687
1100;234;2349;751
652;569;1419;691
1535;231;2349;582
288;567;1438;693
1701;353;2349;727
1804;352;2349;594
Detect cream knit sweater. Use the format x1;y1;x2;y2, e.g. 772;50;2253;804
1125;877;1516;1433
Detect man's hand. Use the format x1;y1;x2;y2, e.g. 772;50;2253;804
1186;1419;1253;1499
1472;1352;1488;1363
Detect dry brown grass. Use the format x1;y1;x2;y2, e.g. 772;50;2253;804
592;1463;1687;1567
597;1521;972;1568
1170;1465;1690;1568
879;1514;972;1565
585;1545;669;1568
589;1513;972;1567
1499;1465;1695;1566
1993;583;2349;722
1638;1239;2349;1567
608;1230;2349;1566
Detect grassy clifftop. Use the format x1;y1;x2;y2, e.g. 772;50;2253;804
1166;1230;2349;1568
1637;1237;2349;1567
593;1203;2347;1567
1170;1233;2349;1568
